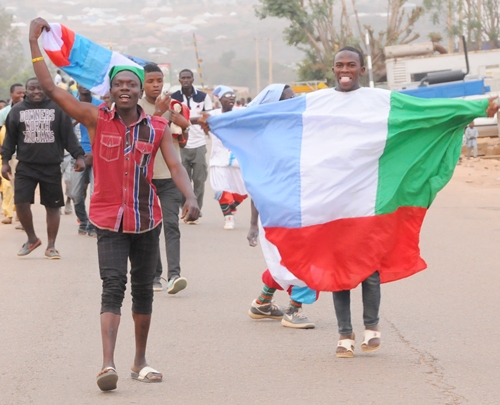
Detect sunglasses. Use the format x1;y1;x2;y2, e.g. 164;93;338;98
221;93;236;98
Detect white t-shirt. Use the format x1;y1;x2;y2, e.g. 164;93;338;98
208;109;239;168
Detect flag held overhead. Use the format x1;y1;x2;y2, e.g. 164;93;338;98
41;23;142;96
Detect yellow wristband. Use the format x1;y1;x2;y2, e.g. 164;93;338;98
32;56;44;63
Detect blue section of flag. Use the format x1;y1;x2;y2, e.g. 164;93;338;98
63;34;112;91
207;96;307;228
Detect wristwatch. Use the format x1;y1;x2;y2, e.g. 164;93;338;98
183;126;191;133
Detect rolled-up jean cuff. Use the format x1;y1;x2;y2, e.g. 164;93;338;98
100;306;122;316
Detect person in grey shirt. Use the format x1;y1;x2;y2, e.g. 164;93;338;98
465;121;478;159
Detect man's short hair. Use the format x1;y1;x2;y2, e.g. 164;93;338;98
25;77;39;88
10;83;23;94
179;69;194;78
336;46;365;67
144;63;163;75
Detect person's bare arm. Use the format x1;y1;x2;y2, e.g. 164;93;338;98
29;18;98;141
486;97;499;118
159;127;199;221
169;109;190;147
247;199;259;247
198;112;210;133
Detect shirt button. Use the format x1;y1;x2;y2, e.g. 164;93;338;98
125;172;128;175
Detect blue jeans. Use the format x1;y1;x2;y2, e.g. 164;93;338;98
153;178;182;281
70;165;95;233
332;271;381;335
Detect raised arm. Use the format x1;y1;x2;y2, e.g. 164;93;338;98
158;127;200;221
29;18;98;140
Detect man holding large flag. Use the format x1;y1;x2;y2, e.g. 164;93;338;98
28;18;200;391
203;47;498;358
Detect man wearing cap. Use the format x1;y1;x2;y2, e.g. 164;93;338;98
28;18;200;392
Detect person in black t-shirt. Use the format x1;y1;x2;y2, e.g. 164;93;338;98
1;77;85;259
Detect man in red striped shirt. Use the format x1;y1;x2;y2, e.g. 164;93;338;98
29;18;199;391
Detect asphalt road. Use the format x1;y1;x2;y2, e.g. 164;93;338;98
0;177;499;405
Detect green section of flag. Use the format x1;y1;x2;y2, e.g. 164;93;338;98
375;93;488;215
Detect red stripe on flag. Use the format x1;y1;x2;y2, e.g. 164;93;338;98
45;25;75;67
265;206;427;292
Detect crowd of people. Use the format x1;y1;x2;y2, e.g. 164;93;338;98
0;17;497;393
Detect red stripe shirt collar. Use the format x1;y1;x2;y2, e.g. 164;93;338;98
107;104;149;126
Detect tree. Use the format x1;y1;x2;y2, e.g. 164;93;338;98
255;0;353;84
0;7;27;100
256;0;424;84
219;50;236;67
364;0;424;81
424;0;500;50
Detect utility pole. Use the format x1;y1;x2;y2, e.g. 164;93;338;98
447;0;453;52
365;32;374;88
477;0;483;50
255;38;261;93
193;33;205;89
268;37;273;85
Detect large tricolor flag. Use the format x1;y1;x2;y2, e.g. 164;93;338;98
208;87;488;292
41;23;142;96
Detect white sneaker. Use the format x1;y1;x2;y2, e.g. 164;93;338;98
224;215;235;230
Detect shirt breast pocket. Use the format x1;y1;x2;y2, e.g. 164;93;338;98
134;140;154;168
100;134;122;162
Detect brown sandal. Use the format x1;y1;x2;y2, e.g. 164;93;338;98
17;239;42;256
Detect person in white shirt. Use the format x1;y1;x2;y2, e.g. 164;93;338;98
54;69;62;85
170;69;213;222
464;121;478;158
208;86;247;230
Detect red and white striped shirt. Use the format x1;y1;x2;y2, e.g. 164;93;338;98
90;105;167;233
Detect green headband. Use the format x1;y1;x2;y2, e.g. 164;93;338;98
109;65;145;87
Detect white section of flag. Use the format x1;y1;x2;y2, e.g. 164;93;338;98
299;88;391;227
258;222;306;290
41;24;64;51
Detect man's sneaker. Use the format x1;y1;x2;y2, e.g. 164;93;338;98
88;230;97;238
281;307;315;329
2;217;12;224
224;215;235;230
248;299;284;320
153;277;164;292
167;276;187;294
